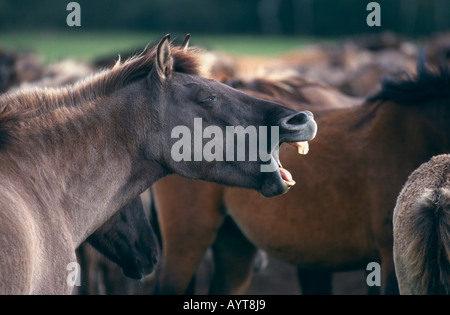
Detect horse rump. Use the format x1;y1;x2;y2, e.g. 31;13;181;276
394;156;450;295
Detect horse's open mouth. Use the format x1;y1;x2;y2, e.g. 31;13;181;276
272;141;309;187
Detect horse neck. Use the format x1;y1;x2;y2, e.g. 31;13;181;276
420;98;450;151
382;99;450;151
0;81;162;247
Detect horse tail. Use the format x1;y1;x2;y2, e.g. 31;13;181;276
401;187;450;294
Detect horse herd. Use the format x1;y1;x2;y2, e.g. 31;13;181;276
0;33;449;295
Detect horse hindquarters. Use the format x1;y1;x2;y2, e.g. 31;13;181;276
394;182;450;294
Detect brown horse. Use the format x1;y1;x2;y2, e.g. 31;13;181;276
0;49;43;93
218;70;364;293
393;154;450;295
223;70;362;109
153;51;450;295
0;34;316;294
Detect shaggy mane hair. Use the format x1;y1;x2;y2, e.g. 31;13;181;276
0;42;201;150
368;49;450;104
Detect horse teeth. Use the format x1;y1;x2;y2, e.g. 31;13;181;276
284;179;296;187
296;141;309;155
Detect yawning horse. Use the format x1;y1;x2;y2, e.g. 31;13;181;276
0;34;316;294
153;51;450;295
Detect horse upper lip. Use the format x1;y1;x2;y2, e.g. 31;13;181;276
280;111;315;131
280;127;317;144
279;116;318;144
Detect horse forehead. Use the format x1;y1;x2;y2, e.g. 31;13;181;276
175;72;221;89
173;73;248;101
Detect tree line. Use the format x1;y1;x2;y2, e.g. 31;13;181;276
0;0;448;37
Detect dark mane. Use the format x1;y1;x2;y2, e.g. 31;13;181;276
368;49;450;104
0;44;200;150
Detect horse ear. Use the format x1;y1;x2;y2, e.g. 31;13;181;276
181;34;190;51
154;34;173;82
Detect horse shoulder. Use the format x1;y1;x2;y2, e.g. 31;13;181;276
0;180;77;294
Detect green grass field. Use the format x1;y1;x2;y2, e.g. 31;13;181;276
0;30;329;63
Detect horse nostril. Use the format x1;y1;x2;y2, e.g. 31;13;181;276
280;111;313;131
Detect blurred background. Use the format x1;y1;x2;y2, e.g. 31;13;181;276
0;0;449;62
1;0;449;35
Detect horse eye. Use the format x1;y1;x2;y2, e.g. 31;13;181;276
199;96;216;105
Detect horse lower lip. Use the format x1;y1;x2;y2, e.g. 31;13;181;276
280;167;295;187
272;148;296;187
